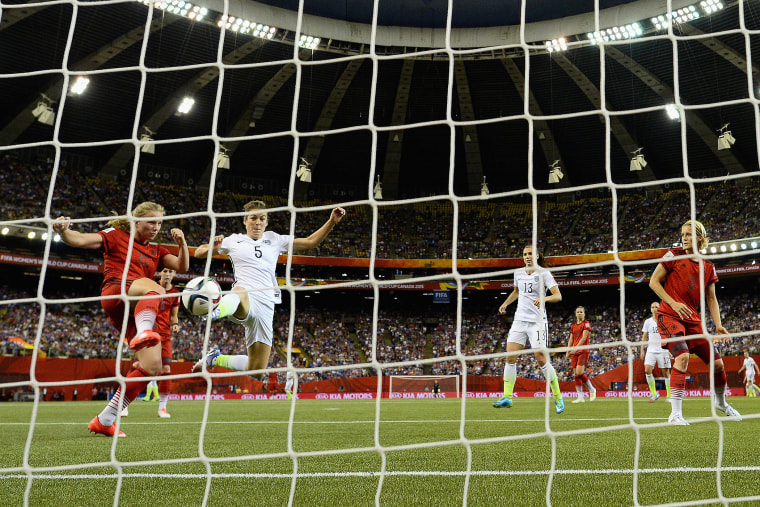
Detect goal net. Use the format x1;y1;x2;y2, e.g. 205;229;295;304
1;0;759;506
388;375;460;398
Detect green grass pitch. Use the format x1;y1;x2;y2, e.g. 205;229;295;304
1;397;759;506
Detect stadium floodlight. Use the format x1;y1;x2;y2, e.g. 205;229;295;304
480;176;490;196
1;227;8;235
546;38;568;53
32;93;56;125
177;96;195;114
717;123;736;150
701;0;724;14
296;157;312;183
298;34;320;49
140;127;156;154
752;241;758;249
665;104;680;120
548;160;564;184
630;147;647;171
217;145;230;169
651;5;699;30
53;233;61;242
27;231;36;239
587;23;643;44
373;175;383;200
70;76;89;95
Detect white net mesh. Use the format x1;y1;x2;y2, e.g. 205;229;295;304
1;0;760;506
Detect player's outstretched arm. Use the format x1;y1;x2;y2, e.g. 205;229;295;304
52;216;103;249
163;228;189;273
293;207;345;252
195;235;224;259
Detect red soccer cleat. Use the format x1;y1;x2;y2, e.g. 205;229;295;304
129;330;160;351
88;416;126;437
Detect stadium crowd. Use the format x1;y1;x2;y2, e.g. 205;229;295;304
2;282;758;383
2;156;759;263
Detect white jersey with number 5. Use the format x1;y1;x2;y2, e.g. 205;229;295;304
512;268;557;323
219;231;292;303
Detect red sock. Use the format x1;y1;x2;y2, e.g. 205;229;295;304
158;374;171;397
671;367;687;390
124;366;152;402
714;369;727;389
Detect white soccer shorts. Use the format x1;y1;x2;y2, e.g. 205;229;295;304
506;320;549;350
229;296;275;348
644;350;671;369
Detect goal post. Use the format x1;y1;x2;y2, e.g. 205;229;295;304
388;374;460;398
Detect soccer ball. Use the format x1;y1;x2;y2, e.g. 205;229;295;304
181;276;222;316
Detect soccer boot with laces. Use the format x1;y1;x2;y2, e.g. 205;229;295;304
88;416;126;437
192;347;221;373
571;397;585;404
158;408;171;418
554;398;565;414
668;413;690;426
716;403;742;421
589;389;597;402
648;393;660;403
492;397;513;408
130;330;160;351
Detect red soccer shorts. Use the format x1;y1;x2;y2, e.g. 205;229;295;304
656;311;720;362
571;352;589;369
101;282;137;342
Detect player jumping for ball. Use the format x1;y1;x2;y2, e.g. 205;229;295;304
54;202;189;437
192;200;345;378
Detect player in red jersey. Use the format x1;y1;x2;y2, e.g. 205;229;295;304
53;202;189;436
154;267;181;418
565;306;597;403
649;219;740;425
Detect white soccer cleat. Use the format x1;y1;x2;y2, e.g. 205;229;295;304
668;413;690;426
158;408;171;418
716;404;742;421
589;390;597;402
572;397;585;404
192;347;220;373
120;407;129;417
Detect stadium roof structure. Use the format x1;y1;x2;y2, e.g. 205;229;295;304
1;0;759;202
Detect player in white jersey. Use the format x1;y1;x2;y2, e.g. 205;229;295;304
737;351;760;397
284;370;295;399
493;244;565;414
193;200;345;377
640;301;671;402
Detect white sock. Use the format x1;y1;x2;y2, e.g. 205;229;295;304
540;363;557;382
585;380;595;392
216;354;250;372
159;393;168;411
575;385;583;395
217;293;241;319
714;384;727;407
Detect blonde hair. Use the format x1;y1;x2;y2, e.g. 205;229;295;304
243;200;267;212
106;202;165;231
683;219;709;250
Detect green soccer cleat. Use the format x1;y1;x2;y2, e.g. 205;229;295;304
492;397;513;408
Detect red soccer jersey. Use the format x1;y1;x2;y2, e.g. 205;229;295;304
570;320;592;347
656;247;718;324
97;227;170;290
154;285;181;336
